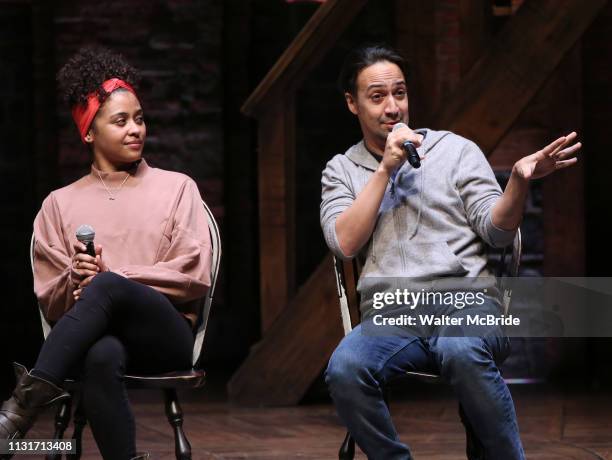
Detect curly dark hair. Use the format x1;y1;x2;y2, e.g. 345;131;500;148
57;45;139;108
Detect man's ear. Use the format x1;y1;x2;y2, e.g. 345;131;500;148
345;92;358;115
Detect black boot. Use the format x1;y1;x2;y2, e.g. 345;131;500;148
0;363;69;440
131;454;150;459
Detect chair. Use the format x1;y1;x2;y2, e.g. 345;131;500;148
332;229;522;459
29;200;222;460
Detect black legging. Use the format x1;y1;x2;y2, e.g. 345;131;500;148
32;271;194;460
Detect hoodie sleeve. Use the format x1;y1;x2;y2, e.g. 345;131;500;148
456;140;516;248
33;193;75;322
320;155;356;260
113;179;212;303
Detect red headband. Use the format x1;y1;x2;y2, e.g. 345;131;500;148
71;78;136;143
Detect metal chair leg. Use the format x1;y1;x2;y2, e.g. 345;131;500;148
67;398;86;460
46;395;72;460
164;389;191;460
459;403;485;460
339;431;355;460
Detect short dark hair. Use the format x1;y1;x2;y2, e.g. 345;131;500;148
338;45;407;96
57;45;139;109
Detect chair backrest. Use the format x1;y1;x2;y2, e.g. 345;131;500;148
30;200;222;368
193;200;222;366
333;229;522;336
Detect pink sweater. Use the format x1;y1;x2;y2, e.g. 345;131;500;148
33;159;211;325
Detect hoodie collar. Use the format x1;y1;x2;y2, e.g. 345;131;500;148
346;128;446;171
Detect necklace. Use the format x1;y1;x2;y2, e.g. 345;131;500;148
97;170;130;200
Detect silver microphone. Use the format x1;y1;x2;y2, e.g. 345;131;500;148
76;224;96;257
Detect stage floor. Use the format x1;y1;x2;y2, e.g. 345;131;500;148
26;383;612;459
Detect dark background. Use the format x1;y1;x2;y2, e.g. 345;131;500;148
1;0;611;400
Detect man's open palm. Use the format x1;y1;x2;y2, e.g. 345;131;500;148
513;132;582;181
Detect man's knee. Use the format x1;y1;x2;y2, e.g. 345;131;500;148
326;346;373;391
435;337;490;375
84;335;126;376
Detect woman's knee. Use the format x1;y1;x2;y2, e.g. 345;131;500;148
84;335;126;377
87;271;128;297
80;271;132;310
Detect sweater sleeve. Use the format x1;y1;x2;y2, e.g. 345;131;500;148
33;193;75;322
320;156;357;260
456;140;516;248
113;179;212;303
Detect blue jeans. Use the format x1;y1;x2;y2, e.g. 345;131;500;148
326;321;525;459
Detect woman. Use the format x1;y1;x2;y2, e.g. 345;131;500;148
0;46;211;460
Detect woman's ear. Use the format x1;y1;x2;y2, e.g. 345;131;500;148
84;129;94;143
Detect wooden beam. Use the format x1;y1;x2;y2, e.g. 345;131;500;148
228;254;343;405
458;0;488;76
245;0;367;331
258;95;296;332
241;0;368;118
434;0;607;154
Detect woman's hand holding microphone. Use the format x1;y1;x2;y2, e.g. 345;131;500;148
71;225;110;301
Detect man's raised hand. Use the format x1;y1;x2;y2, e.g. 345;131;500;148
513;132;582;181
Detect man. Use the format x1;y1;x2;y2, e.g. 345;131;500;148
320;45;580;460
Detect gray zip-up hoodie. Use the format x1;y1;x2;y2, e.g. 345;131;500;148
320;128;516;317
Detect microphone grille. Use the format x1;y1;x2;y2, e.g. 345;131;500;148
392;122;408;132
76;224;95;243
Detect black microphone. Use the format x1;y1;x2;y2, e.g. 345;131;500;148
392;122;421;169
76;225;96;258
